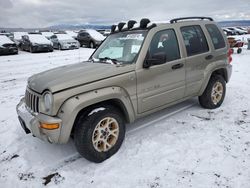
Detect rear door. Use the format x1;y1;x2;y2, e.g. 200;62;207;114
180;25;211;97
136;29;186;113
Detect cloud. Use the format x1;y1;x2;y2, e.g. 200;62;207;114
0;0;249;28
0;0;13;8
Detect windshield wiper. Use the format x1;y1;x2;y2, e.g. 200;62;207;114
99;57;120;65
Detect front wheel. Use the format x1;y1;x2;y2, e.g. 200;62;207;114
74;106;125;163
199;75;226;109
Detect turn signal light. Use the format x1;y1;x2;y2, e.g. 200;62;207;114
40;122;59;130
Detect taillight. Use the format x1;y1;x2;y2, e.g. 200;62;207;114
227;48;233;64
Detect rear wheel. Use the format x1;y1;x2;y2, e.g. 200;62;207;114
74;106;125;163
199;75;226;109
237;48;242;54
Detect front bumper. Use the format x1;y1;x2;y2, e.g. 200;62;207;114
16;98;62;143
61;43;79;50
0;47;18;55
32;45;53;52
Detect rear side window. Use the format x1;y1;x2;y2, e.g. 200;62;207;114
206;24;226;49
181;25;209;56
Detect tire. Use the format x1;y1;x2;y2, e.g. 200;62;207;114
199;75;226;109
29;46;34;53
237;48;242;54
89;41;95;48
74;105;125;163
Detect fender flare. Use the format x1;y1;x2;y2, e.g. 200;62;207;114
57;86;135;143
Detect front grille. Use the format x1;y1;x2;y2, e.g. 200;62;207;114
25;89;39;113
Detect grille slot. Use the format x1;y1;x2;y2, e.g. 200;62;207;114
25;89;39;113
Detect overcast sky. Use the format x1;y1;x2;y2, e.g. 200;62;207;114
0;0;250;28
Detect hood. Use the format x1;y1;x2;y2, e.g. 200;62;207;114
28;62;134;94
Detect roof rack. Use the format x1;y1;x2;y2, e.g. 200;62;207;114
170;17;213;24
110;18;156;34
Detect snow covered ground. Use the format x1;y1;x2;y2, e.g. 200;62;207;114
0;47;250;188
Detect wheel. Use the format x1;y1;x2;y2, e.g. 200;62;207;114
237;48;242;54
199;75;226;109
29;46;34;53
58;44;62;50
74;106;125;163
89;41;95;48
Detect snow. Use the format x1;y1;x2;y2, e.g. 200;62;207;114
0;47;250;187
0;35;15;45
85;29;105;41
41;32;54;38
56;34;75;41
65;31;77;38
88;107;106;116
28;34;51;45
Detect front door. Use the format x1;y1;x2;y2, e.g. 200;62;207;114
136;29;186;113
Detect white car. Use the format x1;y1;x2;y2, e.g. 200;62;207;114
65;30;78;39
50;34;80;50
227;27;247;35
41;32;54;39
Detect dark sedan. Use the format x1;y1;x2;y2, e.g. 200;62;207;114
0;35;18;55
20;34;53;53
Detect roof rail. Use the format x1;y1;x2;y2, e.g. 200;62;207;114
170;17;213;24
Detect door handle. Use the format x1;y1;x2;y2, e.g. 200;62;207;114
205;55;214;60
172;63;184;70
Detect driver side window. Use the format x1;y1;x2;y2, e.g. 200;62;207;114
149;29;180;63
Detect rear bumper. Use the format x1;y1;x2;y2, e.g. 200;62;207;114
16;98;62;143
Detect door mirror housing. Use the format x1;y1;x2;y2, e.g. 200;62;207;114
143;52;166;68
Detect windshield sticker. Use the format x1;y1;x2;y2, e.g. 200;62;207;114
124;34;144;40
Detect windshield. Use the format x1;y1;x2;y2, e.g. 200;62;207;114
92;30;147;64
56;34;73;40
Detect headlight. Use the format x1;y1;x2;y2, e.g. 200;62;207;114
43;91;53;112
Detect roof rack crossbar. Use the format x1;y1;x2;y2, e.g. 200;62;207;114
170;17;213;24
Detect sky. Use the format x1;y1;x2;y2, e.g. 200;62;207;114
0;0;250;28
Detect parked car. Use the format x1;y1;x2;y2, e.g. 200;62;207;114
97;29;111;37
65;30;78;39
227;27;247;35
77;29;105;48
17;17;232;163
41;31;54;39
50;34;80;50
13;32;28;47
0;35;18;55
20;34;53;53
0;32;14;41
222;28;236;36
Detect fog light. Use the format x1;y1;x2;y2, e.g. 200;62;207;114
40;122;59;130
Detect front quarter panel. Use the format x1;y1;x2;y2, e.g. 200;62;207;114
57;86;135;143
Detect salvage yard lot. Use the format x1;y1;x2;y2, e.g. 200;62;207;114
0;47;250;187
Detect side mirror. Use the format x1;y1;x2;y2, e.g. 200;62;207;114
143;52;166;68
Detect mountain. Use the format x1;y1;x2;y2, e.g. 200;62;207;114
48;24;111;30
218;20;250;27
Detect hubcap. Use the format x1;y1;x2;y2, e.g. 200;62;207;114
92;117;119;152
211;81;223;105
